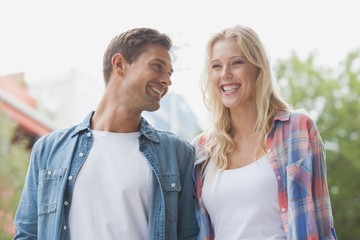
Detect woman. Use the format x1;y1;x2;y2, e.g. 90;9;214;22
193;25;337;239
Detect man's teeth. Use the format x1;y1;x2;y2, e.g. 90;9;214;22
151;87;163;95
223;84;240;92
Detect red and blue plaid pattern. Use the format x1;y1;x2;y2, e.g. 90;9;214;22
193;111;337;240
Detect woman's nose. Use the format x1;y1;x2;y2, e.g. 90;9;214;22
221;65;233;80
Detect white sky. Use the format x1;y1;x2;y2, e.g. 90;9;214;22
1;0;360;126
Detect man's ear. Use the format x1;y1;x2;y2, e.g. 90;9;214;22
112;53;125;75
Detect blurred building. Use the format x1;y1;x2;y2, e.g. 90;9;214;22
143;92;201;141
1;68;200;144
27;67;103;130
0;73;55;146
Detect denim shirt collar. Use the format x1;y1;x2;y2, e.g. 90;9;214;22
70;112;94;137
70;111;159;143
139;117;160;143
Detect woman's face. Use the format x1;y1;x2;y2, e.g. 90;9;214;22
210;38;259;110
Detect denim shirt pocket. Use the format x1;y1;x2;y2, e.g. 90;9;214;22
38;168;67;215
161;174;182;192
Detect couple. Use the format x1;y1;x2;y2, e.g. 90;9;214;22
13;26;337;239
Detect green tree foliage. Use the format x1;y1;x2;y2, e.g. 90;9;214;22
274;49;360;239
0;112;30;239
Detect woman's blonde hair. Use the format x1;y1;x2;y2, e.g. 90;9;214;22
200;25;291;173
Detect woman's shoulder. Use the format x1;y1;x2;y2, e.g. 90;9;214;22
289;109;317;127
191;132;209;147
191;132;212;163
275;110;320;139
275;109;316;126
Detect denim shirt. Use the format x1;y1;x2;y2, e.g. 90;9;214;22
14;112;199;240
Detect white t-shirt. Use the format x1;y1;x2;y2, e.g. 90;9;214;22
69;130;151;240
202;156;286;240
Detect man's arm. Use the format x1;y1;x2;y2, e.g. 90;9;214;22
177;145;199;239
13;143;40;239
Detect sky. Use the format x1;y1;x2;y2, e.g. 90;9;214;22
1;0;360;126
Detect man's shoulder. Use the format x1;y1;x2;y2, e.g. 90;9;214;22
139;117;194;150
36;112;93;145
34;124;79;148
155;129;191;146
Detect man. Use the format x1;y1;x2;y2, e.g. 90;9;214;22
14;28;199;240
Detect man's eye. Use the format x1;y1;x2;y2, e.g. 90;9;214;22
154;64;162;71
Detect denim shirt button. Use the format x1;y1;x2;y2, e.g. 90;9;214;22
47;170;52;175
87;132;91;137
171;183;176;188
68;176;73;180
64;201;69;206
63;225;67;231
79;152;84;157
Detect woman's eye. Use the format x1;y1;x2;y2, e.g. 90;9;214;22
211;64;221;69
233;60;243;65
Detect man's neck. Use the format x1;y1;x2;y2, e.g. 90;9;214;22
91;104;141;133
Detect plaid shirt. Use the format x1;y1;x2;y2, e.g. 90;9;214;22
193;111;337;240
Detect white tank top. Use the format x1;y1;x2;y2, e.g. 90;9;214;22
69;130;151;240
202;156;286;240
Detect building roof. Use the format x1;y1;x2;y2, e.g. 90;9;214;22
0;74;55;136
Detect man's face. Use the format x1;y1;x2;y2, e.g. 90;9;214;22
121;44;173;113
